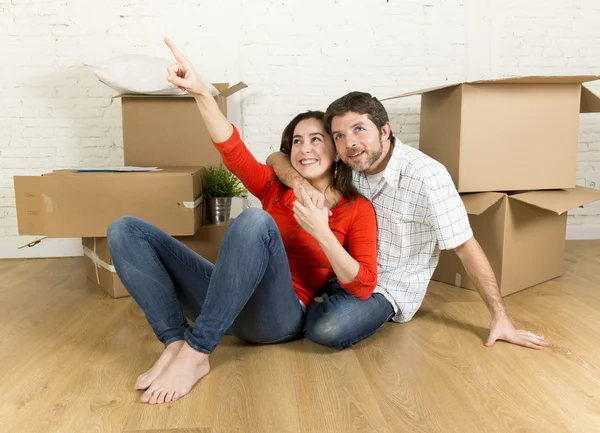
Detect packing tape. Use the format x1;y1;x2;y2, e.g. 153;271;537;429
454;273;462;287
83;243;116;286
182;195;203;209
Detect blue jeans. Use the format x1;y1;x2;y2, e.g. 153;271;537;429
107;208;394;353
107;208;305;355
304;280;394;350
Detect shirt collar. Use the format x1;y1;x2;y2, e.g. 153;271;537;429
355;136;404;190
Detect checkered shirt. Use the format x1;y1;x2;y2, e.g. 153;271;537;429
353;138;473;323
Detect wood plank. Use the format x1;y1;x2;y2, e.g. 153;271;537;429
292;339;391;433
211;339;302;433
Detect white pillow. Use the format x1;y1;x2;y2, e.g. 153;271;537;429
84;54;219;96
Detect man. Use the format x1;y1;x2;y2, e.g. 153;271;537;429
267;91;549;351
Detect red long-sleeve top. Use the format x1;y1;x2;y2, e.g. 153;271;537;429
212;125;378;306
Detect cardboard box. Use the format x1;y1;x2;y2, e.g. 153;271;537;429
432;186;600;296
83;224;228;298
83;237;129;298
382;76;600;192
122;82;247;167
14;167;204;238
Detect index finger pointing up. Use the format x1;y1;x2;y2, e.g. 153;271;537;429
164;37;187;63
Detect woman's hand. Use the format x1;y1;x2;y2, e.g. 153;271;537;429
164;37;212;97
293;186;331;242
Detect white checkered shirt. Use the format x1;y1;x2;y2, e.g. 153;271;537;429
354;138;473;323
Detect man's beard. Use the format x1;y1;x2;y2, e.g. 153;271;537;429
346;140;383;172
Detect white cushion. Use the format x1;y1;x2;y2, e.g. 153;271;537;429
84;54;218;96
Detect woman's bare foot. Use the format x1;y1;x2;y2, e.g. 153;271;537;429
135;340;184;391
140;342;210;404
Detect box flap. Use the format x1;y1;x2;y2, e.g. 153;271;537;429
471;75;600;85
580;86;600;113
380;83;461;100
116;82;246;99
381;75;600;101
216;81;247;98
14;176;47;235
461;192;505;215
510;186;600;215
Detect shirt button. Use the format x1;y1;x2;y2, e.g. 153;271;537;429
296;225;300;229
290;234;296;239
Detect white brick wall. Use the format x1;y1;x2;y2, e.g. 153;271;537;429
1;0;599;257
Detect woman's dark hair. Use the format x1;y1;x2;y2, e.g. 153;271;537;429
280;111;359;202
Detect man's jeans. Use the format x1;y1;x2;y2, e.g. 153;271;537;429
107;208;393;354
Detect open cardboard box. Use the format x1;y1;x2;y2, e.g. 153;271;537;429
432;186;600;296
382;76;600;193
121;82;247;167
83;224;229;298
14;167;204;238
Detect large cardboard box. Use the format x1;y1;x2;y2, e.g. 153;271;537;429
432;186;600;296
122;82;247;167
83;224;229;298
382;76;600;192
14;167;204;238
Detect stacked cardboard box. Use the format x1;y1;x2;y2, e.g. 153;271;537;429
383;76;600;296
14;82;246;298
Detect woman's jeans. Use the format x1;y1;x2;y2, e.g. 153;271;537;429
107;208;393;354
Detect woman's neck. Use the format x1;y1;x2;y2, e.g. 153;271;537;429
308;176;341;209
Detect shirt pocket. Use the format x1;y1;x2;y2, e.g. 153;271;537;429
385;218;433;263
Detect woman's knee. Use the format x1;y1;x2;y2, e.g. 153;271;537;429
107;216;143;251
226;208;276;240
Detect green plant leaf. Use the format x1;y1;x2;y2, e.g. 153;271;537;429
203;164;247;198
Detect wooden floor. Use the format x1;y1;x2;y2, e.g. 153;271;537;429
1;241;599;433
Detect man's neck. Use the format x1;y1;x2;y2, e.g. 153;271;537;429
364;138;394;176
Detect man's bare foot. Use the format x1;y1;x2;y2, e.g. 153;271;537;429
135;340;184;390
140;342;210;404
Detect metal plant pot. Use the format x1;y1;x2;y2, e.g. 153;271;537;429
207;197;232;225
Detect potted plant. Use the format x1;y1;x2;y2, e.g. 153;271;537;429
203;164;247;225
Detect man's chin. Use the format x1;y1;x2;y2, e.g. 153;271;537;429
347;161;371;173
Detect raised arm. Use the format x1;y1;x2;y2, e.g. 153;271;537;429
165;38;232;142
165;38;272;199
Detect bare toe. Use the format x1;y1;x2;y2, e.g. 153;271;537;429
135;374;152;390
165;390;175;403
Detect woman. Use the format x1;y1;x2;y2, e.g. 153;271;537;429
106;38;378;405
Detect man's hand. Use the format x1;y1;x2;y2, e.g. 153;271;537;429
293;186;330;241
293;182;324;208
486;315;550;350
164;38;212;97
